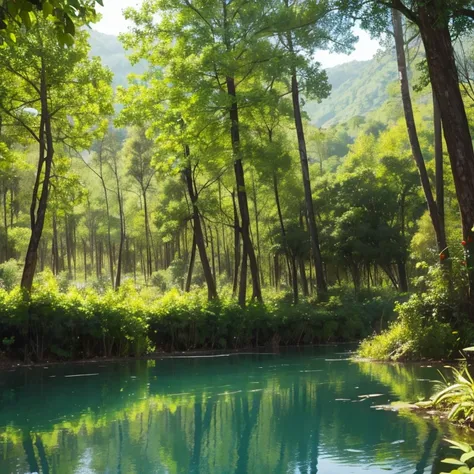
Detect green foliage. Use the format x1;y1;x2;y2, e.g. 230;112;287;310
428;364;474;426
439;439;474;474
0;0;103;44
0;279;393;361
0;259;20;291
305;53;399;127
358;263;473;361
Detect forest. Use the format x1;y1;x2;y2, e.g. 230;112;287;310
1;0;474;363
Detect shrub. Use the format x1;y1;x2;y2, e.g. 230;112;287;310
0;259;20;291
358;263;473;361
0;282;393;362
429;364;474;425
151;270;168;292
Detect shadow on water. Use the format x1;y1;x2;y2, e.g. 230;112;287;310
0;345;473;473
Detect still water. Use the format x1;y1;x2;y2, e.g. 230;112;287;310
0;346;467;474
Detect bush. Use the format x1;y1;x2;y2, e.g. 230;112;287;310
0;282;393;362
358;263;473;361
430;364;474;425
0;259;20;291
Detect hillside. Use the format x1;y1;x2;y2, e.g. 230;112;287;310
88;29;397;127
306;53;398;127
88;29;147;89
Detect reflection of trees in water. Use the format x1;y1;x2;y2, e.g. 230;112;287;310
0;358;466;474
354;360;440;401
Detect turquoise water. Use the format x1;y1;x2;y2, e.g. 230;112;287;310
0;347;463;473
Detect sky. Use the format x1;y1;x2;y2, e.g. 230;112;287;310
94;0;381;69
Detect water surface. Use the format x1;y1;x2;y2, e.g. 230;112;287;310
0;346;466;473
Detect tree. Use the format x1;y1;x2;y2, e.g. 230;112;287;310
121;0;282;305
0;0;103;45
270;0;355;297
124;128;156;281
116;68;221;299
341;0;474;303
391;9;448;264
0;17;113;291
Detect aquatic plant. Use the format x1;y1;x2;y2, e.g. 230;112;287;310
431;365;474;425
440;439;474;474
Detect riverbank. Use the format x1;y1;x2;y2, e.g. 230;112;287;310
0;284;394;362
0;342;360;371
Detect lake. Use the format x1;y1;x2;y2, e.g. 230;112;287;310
0;346;468;473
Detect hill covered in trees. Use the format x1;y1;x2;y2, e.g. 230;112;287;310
88;29;398;127
306;53;399;127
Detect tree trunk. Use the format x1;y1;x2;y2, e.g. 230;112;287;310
226;76;262;305
113;158;125;290
21;60;53;292
397;260;408;292
72;217;77;279
52;213;59;275
3;188;8;261
299;258;309;297
97;154;114;286
239;244;248;306
216;225;221;277
433;92;446;251
142;188;152;281
291;255;298;305
209;225;216;283
185;234;196;292
232;190;241;297
115;190;125;290
252;170;264;287
392;9;448;263
299;210;309;297
273;170;292;294
65;216;72;279
83;238;87;282
288;45;327;297
183;161;217;300
417;5;474;300
274;254;280;290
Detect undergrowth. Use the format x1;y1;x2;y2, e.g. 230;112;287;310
0;272;395;362
358;263;474;361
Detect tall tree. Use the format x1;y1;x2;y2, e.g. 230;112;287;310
270;0;355;297
124;128;156;281
0;18;113;291
391;9;448;264
120;0;282;304
342;0;474;303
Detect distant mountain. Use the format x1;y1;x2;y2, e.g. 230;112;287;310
88;29;147;89
88;29;398;127
306;53;398;128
